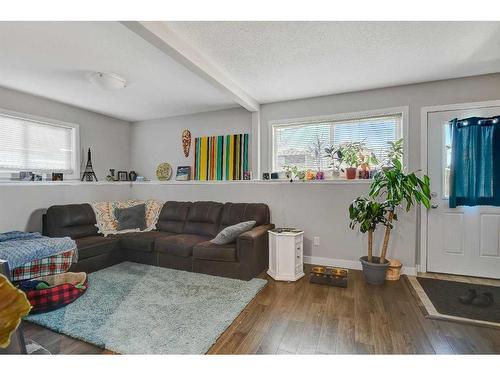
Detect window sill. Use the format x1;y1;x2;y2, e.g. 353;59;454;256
0;179;374;186
0;180;132;187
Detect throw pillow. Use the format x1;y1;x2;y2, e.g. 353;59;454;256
91;200;144;236
211;221;256;245
114;204;147;231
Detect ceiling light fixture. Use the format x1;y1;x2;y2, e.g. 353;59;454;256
89;72;127;91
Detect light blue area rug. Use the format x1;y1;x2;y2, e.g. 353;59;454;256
25;262;267;354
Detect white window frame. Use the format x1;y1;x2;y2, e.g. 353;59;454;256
269;106;409;174
0;108;80;180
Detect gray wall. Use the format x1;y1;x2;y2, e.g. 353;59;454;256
0;184;131;233
131;181;416;270
0;85;131;180
130;108;252;179
0;86;132;233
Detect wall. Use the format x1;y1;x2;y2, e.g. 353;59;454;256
0;183;131;233
0;86;131;180
0;86;132;233
130;108;252;180
130;181;416;272
259;73;500;267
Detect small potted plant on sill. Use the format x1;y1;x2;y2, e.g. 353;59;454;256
324;145;342;179
358;150;378;179
338;141;365;179
349;197;391;284
283;165;306;182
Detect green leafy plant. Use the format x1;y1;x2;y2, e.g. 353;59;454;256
369;159;431;263
349;197;391;262
338;141;365;168
283;165;306;181
385;138;404;167
324;145;342;172
359;150;379;171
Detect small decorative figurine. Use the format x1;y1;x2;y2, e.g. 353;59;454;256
182;129;191;158
81;148;98;182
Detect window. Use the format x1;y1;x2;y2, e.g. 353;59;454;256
272;112;402;173
0;109;79;179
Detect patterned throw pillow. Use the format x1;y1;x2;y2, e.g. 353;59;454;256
91;200;164;236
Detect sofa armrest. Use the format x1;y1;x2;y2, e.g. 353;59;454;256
236;224;275;279
238;224;275;242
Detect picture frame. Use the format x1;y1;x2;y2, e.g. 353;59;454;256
176;166;191;181
117;171;129;181
52;173;64;181
19;171;33;181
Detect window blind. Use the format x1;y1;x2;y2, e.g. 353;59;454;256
273;114;401;171
0;113;75;173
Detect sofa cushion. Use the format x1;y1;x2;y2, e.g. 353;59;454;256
183;201;223;237
218;203;270;231
155;234;210;258
193;241;237;262
75;235;120;260
157;201;192;233
44;203;98;239
120;231;173;252
114;203;147;231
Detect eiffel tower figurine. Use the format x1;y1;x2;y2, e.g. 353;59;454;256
81;148;98;182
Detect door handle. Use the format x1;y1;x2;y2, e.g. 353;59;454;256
431;203;439;209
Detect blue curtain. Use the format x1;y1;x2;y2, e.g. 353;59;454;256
449;116;500;208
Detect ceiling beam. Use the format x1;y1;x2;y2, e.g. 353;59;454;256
121;21;260;112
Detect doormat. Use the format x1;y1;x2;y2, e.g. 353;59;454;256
406;276;500;328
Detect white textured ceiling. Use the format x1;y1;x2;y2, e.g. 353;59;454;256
0;22;238;122
166;21;500;103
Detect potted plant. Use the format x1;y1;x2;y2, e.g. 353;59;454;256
283;165;306;182
358;149;378;179
349;197;391;284
349;158;431;284
324;145;342;179
369;158;431;265
383;138;403;169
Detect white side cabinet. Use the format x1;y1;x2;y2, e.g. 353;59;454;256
267;230;305;281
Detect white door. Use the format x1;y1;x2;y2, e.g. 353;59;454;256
426;105;500;279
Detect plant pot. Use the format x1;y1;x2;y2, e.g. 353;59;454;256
345;167;357;179
359;256;390;285
358;169;370;179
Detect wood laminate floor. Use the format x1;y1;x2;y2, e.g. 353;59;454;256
22;266;500;354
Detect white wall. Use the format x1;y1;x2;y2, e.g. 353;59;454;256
0;183;131;233
0;85;131;180
130;108;252;179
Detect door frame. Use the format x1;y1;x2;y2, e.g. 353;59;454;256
419;99;500;273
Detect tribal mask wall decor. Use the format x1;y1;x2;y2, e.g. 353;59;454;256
182;129;191;158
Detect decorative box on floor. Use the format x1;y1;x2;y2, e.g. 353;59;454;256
267;228;304;281
309;266;348;288
18;272;87;314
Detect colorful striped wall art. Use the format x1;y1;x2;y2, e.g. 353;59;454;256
194;133;249;181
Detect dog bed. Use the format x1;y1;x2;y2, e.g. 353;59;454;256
19;272;87;314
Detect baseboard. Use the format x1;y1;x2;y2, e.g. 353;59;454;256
303;255;417;276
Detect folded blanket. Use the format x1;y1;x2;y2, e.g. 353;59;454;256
0;231;76;270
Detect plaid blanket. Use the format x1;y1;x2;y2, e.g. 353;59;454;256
0;231;76;269
11;249;75;281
